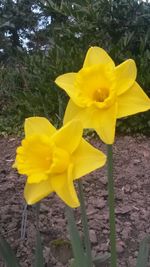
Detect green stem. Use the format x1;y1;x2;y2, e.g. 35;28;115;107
77;179;93;267
107;145;117;267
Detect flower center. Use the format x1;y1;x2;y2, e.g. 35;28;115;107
93;87;109;102
75;64;114;108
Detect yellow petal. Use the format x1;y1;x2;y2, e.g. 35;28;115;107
25;117;56;137
24;178;53;205
72;139;106;179
51;165;80;208
55;73;77;98
117;82;150;118
64;106;91;128
63;99;83;124
27;173;48;184
83;46;115;68
52;120;83;153
115;59;137;95
64;101;117;144
94;104;117;144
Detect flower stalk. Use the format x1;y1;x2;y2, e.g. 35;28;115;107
107;145;117;267
77;179;93;267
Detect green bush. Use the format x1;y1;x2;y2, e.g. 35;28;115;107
0;0;150;135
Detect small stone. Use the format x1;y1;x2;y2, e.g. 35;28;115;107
130;212;139;221
124;184;131;193
121;228;131;239
143;150;149;159
116;241;125;253
133;159;141;165
89;230;98;244
40;203;51;212
102;213;109;221
103;229;109;234
101;190;108;197
116;226;122;233
100;242;109;251
132;184;138;190
93;198;106;209
89;220;99;231
115;206;132;215
100;176;107;185
129;256;136;266
87;206;97;216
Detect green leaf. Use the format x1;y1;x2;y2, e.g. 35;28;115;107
136;236;150;267
66;207;86;267
0;235;20;267
70;254;88;267
34;230;44;267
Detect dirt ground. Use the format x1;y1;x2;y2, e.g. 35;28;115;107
0;135;150;267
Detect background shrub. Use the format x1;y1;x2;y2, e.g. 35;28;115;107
0;0;150;135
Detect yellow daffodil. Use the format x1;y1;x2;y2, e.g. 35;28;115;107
55;46;150;144
13;117;106;208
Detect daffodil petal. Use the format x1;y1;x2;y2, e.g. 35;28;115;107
115;59;137;95
51;165;80;208
55;73;77;98
25;117;56;137
65;101;117;144
52;120;83;153
72;139;106;179
117;82;150;118
27;173;48;184
24;178;53;205
94;104;117;144
64;100;98;128
83;46;115;68
63;99;83;124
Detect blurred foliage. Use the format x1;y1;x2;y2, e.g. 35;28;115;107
0;0;150;135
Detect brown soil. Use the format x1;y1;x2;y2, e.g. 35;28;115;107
0;135;150;267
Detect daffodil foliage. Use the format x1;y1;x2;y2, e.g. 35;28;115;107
13;117;106;208
55;47;150;144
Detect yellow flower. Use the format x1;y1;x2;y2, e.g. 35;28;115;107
55;47;150;144
13;117;106;208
